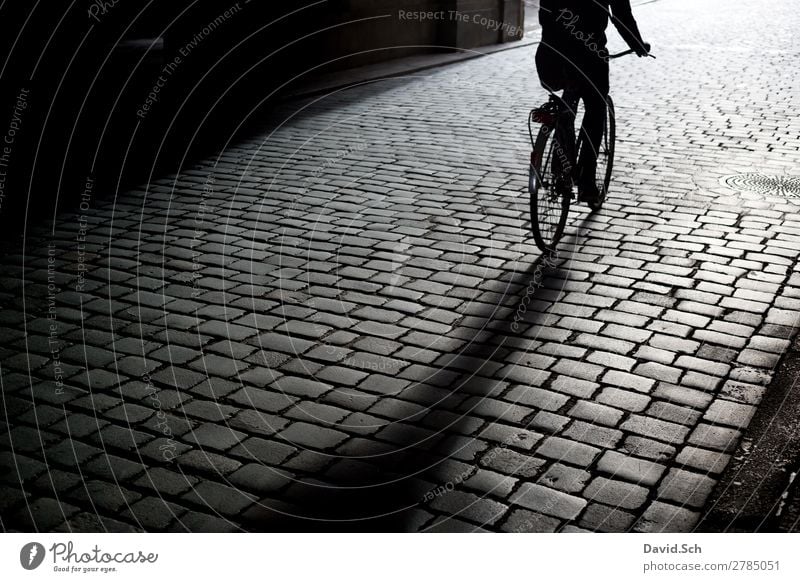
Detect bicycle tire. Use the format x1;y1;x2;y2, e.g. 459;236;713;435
577;97;616;212
529;123;570;253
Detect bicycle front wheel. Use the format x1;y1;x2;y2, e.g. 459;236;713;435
529;123;570;253
578;96;616;212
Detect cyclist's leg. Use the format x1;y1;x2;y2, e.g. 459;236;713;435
553;88;579;181
577;63;609;189
538;57;578;182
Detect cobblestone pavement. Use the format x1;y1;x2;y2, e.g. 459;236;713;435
2;0;800;532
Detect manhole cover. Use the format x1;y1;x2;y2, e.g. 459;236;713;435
722;173;800;197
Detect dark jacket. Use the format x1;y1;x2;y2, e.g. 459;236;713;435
537;0;646;90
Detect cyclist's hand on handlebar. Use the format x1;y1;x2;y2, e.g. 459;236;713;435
635;42;651;57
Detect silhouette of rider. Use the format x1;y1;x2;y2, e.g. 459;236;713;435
536;0;650;204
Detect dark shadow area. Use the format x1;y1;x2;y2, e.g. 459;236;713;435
233;210;606;532
0;44;526;534
0;217;565;534
0;0;520;243
240;237;576;531
699;333;800;533
0;2;370;238
0;58;601;528
0;0;549;532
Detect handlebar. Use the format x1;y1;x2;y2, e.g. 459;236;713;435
609;48;656;59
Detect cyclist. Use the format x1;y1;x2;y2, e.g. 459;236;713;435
536;0;650;205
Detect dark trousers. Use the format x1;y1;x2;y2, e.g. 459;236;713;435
537;47;609;187
557;87;607;187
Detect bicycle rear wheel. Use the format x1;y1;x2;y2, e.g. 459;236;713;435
529;122;570;253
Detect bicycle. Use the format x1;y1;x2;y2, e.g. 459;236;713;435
528;49;650;253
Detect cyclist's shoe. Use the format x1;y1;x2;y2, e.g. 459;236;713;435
578;182;601;208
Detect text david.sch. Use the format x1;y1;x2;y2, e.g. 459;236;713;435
644;543;702;554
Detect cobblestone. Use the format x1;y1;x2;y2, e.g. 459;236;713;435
675;446;731;475
538;463;592;494
579;503;636;532
657;468;716;509
501;509;561;533
703;400;757;429
688;424;742;453
480;448;545;479
584;477;649;511
563;422;624;449
509;483;587;521
597;451;667;487
537;437;601;468
602;371;656;394
568;402;624;427
464;469;517;498
430;490;507;526
634;502;701;533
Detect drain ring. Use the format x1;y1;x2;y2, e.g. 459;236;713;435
722;173;800;198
